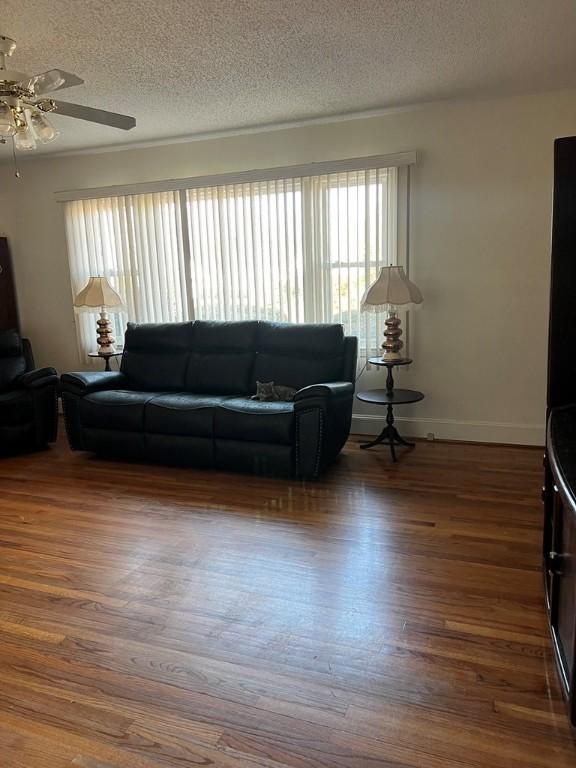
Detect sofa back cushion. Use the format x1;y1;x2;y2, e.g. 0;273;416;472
118;320;350;394
121;322;194;390
0;329;27;390
185;321;258;395
253;322;345;390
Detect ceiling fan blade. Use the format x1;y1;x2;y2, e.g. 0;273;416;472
51;100;136;130
19;69;84;95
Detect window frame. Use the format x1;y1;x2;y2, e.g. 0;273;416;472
62;154;415;363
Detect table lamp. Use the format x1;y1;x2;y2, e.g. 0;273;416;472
73;276;125;355
361;265;423;361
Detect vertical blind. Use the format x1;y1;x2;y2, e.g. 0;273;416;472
64;164;405;363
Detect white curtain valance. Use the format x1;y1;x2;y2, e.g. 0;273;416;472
55;152;416;202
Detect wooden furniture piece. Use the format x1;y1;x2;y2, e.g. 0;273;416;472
357;356;422;462
543;135;576;727
88;350;123;372
0;238;19;331
357;362;423;462
545;409;576;726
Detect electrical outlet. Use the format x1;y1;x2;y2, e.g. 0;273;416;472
426;432;435;441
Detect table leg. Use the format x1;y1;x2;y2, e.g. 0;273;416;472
386;367;394;394
391;429;415;448
104;357;111;372
359;428;390;451
359;403;415;461
386;404;397;462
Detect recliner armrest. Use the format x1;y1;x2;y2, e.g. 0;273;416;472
294;381;353;402
61;371;128;395
18;367;58;389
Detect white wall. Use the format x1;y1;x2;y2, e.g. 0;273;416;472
3;89;575;445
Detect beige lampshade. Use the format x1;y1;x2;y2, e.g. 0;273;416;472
73;276;125;311
361;265;423;311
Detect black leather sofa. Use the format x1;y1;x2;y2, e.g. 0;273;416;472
0;329;59;456
61;321;358;478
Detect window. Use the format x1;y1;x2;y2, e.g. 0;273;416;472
63;156;412;363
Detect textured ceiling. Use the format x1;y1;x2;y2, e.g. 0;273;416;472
2;0;576;154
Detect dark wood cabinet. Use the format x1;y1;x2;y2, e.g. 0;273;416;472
545;463;576;726
557;504;576;694
544;136;576;727
0;237;19;331
557;513;576;680
545;421;576;724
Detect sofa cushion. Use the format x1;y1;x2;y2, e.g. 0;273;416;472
145;393;233;437
80;390;159;432
253;322;344;390
185;321;258;395
0;328;23;357
0;329;26;390
0;357;27;391
121;322;194;391
0;389;32;427
215;397;295;445
253;353;343;391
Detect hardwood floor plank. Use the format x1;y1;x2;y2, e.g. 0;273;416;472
343;702;576;768
0;431;573;766
0;711;165;768
0;616;66;644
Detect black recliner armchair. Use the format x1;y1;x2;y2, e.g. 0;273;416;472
0;329;59;456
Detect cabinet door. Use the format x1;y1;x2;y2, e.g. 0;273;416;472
549;484;576;719
543;455;555;610
557;502;576;698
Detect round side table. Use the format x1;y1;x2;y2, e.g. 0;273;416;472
88;351;123;372
357;357;424;462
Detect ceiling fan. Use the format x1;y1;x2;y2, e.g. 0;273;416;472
0;34;136;151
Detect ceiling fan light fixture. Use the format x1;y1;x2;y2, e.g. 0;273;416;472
0;102;16;136
0;35;136;154
29;109;58;143
14;120;37;150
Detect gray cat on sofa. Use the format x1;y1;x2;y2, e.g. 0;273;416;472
251;381;298;402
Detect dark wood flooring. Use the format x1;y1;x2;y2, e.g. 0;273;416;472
0;431;574;767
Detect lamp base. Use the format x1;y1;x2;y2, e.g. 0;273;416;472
97;344;117;355
381;309;404;361
381;350;403;362
96;310;116;355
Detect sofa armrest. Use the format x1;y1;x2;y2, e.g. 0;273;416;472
293;381;355;478
61;371;128;395
294;381;354;402
17;366;58;389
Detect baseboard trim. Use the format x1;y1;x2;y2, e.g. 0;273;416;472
351;414;544;446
